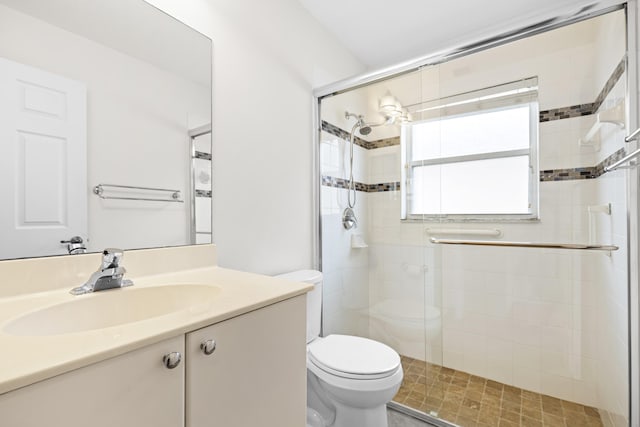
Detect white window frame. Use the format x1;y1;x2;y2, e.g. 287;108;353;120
401;78;539;222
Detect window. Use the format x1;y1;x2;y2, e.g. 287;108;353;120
401;78;539;221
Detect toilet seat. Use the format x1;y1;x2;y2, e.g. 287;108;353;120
307;335;400;380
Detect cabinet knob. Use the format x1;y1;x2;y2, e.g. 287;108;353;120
200;339;216;355
162;352;182;369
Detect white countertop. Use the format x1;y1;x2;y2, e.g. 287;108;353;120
0;265;311;395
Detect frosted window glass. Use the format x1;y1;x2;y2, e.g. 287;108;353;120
411;105;530;160
411;156;530;215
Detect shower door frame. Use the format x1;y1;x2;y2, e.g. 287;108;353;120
311;1;640;425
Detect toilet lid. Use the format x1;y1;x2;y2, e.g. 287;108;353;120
308;335;400;380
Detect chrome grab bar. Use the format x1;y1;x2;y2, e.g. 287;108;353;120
624;127;640;142
93;184;183;203
429;237;618;251
604;147;640;172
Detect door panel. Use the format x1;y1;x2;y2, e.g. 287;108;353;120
0;57;87;258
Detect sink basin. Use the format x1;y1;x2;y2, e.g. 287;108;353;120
3;284;221;336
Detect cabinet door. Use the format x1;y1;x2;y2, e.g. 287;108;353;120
0;335;185;427
186;295;307;427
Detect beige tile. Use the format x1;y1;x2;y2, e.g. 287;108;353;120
465;390;484;402
497;418;519;427
521;390;541;401
521;405;542;420
543;413;567;427
478;406;501;424
457;416;480;427
520;415;544;427
542;401;564;418
501;399;521;414
395;354;602;427
584;406;600;418
500;409;521;424
486;380;504;390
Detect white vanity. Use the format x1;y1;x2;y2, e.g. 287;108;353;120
0;245;311;427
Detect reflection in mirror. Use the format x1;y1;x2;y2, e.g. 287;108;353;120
0;0;212;260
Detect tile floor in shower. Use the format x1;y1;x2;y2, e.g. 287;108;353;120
393;356;603;427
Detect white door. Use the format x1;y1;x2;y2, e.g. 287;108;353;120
0;57;87;259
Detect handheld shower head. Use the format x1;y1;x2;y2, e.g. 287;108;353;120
358;125;372;135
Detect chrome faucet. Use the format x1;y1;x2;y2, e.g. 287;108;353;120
70;248;134;295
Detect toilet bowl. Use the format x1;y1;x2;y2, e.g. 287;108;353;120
276;270;403;427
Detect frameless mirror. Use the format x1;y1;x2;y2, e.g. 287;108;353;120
0;0;212;260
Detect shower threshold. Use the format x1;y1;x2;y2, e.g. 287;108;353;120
393;355;603;427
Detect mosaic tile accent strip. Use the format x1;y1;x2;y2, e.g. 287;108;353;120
369;136;400;149
593;58;626;111
321;175;400;192
393;355;603;427
321;120;401;150
321;121;371;149
195;189;212;198
540;148;626;182
321;175;368;192
194;151;212;161
539;57;625;123
539;103;596;122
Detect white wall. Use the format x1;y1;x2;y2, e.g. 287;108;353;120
0;4;209;253
145;0;365;274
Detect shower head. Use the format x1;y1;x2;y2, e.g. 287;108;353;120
358;126;372;136
345;111;375;135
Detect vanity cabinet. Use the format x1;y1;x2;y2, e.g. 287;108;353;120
186;295;307;427
0;335;185;427
0;295;307;427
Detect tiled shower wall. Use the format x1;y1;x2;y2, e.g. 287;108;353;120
320;10;628;426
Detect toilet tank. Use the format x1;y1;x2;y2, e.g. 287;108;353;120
275;270;323;343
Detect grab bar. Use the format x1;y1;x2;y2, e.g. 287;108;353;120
429;238;618;251
604;147;640;172
425;228;502;237
624;127;640;142
93;184;183;203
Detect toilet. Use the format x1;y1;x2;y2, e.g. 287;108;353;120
276;270;403;427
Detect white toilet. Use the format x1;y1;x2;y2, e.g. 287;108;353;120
276;270;403;427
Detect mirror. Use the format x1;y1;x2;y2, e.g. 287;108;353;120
0;0;212;260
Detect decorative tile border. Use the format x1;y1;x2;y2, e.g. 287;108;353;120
369;136;400;149
540;166;598;181
321;121;399;150
540;57;625;122
195;189;212;198
593;58;626;110
539;104;596;122
321;121;371;149
194;151;212;161
538;148;626;182
322;175;400;192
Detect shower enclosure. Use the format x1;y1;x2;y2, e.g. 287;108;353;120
314;4;638;427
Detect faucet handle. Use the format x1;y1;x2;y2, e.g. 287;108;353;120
101;248;124;270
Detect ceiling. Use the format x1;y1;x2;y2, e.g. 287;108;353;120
297;0;608;69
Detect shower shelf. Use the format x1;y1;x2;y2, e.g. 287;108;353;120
429;237;618;251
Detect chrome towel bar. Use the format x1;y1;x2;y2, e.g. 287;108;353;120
604;147;640;172
93;184;183;203
624;127;640;142
429;238;618;251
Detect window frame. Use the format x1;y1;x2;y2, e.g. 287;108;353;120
401;79;540;222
